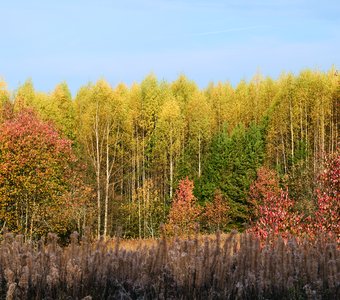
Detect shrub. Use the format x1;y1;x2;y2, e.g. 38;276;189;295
165;178;202;235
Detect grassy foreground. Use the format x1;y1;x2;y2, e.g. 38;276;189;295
0;231;338;299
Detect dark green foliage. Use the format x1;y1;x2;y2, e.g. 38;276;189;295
176;146;197;180
196;119;267;228
0;69;338;238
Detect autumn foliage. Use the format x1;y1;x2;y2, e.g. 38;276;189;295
248;151;340;241
165;177;202;235
202;190;229;232
305;150;340;240
247;166;281;216
0;70;338;239
247;188;303;240
0;109;89;238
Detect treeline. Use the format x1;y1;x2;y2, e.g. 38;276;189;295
0;69;338;239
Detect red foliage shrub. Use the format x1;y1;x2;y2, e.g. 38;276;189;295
248;166;281;220
165;177;202;235
248;151;339;242
202;189;229;232
305;150;340;241
247;188;303;240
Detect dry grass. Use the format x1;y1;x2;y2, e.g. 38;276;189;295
110;232;235;251
0;231;338;299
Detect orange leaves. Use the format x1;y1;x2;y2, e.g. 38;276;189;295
0;109;89;237
202;190;229;232
165;179;231;235
165;177;202;235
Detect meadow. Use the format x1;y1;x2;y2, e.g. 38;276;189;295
0;231;338;299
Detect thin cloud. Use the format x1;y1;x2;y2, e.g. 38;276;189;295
190;26;267;37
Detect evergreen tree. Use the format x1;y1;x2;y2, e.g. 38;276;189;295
197;118;267;228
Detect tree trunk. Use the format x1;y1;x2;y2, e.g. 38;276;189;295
103;122;110;238
289;98;294;166
95;104;101;239
198;132;201;178
280;129;287;174
169;129;173;199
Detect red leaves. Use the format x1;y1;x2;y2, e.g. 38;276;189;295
248;167;281;220
308;150;340;240
246;167;300;239
248;150;340;242
248;187;303;240
318;151;340;193
0;109;85;236
165;177;202;235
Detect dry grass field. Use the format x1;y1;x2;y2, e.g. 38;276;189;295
0;231;338;299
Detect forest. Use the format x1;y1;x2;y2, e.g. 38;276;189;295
0;68;339;241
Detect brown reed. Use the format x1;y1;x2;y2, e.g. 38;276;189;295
0;231;338;299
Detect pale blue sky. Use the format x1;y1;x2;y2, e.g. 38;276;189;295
1;0;339;95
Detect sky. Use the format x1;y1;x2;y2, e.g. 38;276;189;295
0;0;339;95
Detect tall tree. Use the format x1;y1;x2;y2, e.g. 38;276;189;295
197;120;267;228
0;79;10;123
156;95;183;199
102;83;128;237
75;80;110;238
13;79;51;123
184;91;213;178
75;80;128;238
205;81;234;133
0;110;87;238
13;79;36;111
49;82;76;140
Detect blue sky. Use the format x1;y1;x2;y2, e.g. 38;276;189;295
1;0;339;95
